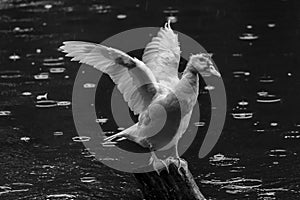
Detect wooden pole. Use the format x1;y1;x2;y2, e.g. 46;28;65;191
134;159;206;200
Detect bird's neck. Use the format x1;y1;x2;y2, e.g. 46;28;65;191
173;64;199;102
172;64;199;116
181;64;199;93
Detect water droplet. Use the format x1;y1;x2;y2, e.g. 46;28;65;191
43;57;64;62
34;73;49;80
95;118;108;123
238;100;248;106
53;131;63;136
233;71;250;78
83;83;96;88
36;100;57;108
212;153;225;161
259;75;274;83
232;53;243;57
72;136;91;142
43;62;64;67
268;149;288;157
209;153;239;166
36;49;42;53
194;121;206;127
257;95;281;103
21;92;32;96
232;112;253;119
267;23;276;28
0;111;11;116
283;130;300;139
49;68;66;73
239;33;259;40
13;27;21;32
270;122;278;127
82;150;96;158
257;91;268;97
80;177;96;183
246;24;252;29
101;157;117;161
9;54;20;61
163;8;179;14
44;4;52;9
89;4;111;13
20;137;30;142
204;85;215;90
57;101;71;106
117;14;127;19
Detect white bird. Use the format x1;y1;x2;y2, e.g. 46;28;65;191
60;20;221;174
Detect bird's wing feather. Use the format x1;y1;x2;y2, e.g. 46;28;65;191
61;41;158;115
142;20;181;88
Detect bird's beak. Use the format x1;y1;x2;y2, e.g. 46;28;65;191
209;65;221;77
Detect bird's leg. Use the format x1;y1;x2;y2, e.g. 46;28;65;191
166;145;188;176
149;152;169;175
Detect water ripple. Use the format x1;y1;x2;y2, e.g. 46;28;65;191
209;153;240;167
46;194;76;199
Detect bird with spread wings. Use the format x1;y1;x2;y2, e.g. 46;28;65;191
60;20;221;174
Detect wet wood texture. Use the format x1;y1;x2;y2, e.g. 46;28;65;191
134;160;206;200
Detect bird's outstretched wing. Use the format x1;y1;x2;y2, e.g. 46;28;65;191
60;41;158;115
142;20;181;88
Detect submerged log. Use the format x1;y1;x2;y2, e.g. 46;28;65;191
134;159;206;200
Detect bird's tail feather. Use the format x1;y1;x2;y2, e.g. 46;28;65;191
103;131;127;142
103;123;138;143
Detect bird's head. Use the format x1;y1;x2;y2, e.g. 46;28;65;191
188;53;221;77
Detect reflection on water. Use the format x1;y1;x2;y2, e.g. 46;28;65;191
0;0;300;199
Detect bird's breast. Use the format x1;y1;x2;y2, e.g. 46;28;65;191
145;92;182;151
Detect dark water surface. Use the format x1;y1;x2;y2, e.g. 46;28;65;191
1;0;300;199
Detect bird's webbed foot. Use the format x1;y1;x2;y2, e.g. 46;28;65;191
149;153;169;175
166;156;188;176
